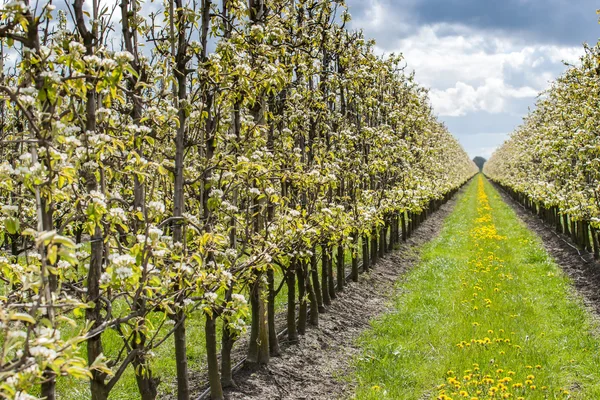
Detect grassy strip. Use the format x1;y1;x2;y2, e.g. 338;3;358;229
351;176;600;399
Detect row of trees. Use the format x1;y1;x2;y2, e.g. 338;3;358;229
0;0;476;399
484;41;600;257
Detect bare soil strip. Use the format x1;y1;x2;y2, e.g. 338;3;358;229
219;188;465;400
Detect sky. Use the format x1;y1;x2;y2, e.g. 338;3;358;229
345;0;599;159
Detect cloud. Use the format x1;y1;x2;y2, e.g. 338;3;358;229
378;23;583;90
348;0;599;46
429;79;538;117
413;0;599;46
370;22;581;119
346;9;587;157
348;0;600;157
348;0;414;48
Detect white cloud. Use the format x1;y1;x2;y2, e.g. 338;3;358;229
381;23;582;89
429;78;538;116
369;23;582;117
353;0;387;30
348;0;588;158
541;45;583;64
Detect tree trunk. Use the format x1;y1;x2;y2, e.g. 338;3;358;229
41;375;56;400
351;233;359;282
286;260;298;343
310;250;324;313
88;226;108;400
132;319;158;400
247;278;270;365
206;314;223;399
362;234;370;272
577;220;585;250
326;245;336;300
370;229;378;263
584;221;592;252
563;214;570;235
297;261;307;335
174;311;189;400
90;380;109;400
592;227;600;260
379;224;386;258
321;245;331;306
336;243;344;291
306;259;319;326
267;269;280;356
220;324;236;388
394;215;399;247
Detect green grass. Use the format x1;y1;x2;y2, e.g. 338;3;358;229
351;176;600;399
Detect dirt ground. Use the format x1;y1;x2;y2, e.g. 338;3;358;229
211;190;464;400
496;186;600;316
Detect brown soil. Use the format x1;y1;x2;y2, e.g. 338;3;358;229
214;190;464;400
495;185;600;316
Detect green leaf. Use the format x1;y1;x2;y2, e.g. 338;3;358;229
48;245;58;265
5;218;19;235
11;312;36;324
208;197;219;211
53;235;77;248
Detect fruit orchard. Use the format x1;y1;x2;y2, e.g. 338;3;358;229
485;42;600;257
0;1;476;399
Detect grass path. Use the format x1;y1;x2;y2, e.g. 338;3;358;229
351;176;600;399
